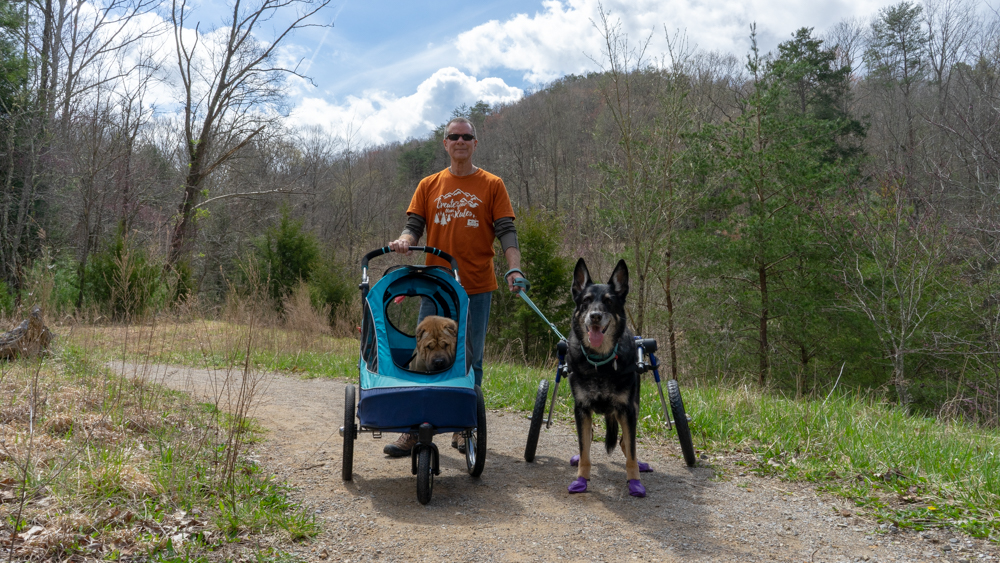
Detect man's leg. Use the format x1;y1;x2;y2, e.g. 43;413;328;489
450;291;491;454
466;292;492;388
417;296;436;325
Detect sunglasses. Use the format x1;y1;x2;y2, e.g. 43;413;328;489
446;133;476;141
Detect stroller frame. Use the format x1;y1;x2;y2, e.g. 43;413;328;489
340;246;487;505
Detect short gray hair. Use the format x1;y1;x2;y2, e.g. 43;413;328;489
444;117;477;139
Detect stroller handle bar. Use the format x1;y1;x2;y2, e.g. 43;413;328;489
361;246;461;285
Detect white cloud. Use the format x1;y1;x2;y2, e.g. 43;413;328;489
456;0;900;83
286;67;523;145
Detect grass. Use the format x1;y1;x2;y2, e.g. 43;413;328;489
70;320;358;379
0;318;320;562
63;320;1000;544
482;359;1000;541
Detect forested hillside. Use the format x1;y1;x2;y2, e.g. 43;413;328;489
2;0;999;419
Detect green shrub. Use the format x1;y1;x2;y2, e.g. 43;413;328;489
488;210;574;364
0;280;14;316
171;259;194;304
86;228;165;319
308;258;352;322
250;207;319;305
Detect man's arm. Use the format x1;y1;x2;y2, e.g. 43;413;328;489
389;214;424;254
503;246;524;292
494;216;525;292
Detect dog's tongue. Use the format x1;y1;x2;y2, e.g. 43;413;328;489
588;327;604;348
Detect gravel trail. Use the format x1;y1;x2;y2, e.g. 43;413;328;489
118;362;997;563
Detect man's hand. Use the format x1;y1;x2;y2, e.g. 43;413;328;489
389;234;416;255
505;269;530;293
503;247;526;293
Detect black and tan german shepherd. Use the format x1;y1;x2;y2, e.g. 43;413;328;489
566;258;647;498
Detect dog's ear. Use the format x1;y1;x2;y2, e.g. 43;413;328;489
608;259;629;299
572;258;591;303
415;326;426;342
443;319;457;337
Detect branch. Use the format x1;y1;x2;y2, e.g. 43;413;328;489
200;124;266;177
193;187;312;209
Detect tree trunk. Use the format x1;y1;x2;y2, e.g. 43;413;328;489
758;264;770;386
893;351;911;407
168;141;206;268
663;251;679;380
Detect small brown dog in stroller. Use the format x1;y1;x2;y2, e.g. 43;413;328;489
410;315;458;372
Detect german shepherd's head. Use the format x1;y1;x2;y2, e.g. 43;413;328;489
571;258;629;356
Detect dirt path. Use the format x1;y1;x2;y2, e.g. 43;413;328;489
118;362;996;563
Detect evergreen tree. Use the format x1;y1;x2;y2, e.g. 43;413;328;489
0;0;26;113
252;207;320;304
488;210;573;364
689;28;862;386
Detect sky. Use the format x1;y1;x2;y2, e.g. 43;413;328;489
159;0;908;146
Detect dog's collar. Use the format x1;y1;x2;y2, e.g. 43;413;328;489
581;343;619;368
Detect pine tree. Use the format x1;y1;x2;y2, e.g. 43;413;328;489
689;28;862;386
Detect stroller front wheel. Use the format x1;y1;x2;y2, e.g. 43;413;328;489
416;448;434;504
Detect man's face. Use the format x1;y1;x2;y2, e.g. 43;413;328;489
443;122;477;162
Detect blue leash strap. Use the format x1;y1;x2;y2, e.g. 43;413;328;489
516;290;567;342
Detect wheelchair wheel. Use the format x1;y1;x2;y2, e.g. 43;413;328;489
416;447;433;505
342;384;356;480
466;386;487;477
524;379;549;462
667;379;696;467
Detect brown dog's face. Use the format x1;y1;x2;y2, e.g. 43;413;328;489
412;315;458;372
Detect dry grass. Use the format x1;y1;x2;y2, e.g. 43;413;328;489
66;318;357;367
0;296;327;560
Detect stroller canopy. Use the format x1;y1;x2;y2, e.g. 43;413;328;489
359;265;473;390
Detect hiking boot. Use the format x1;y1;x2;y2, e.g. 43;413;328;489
383;433;417;457
452;432;466;454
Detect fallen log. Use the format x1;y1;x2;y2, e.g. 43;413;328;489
0;306;53;360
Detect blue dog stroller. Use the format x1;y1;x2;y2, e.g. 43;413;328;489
340;246;486;504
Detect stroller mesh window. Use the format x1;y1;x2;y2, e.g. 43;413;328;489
361;269;463;373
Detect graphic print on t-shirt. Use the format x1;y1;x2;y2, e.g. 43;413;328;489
433;189;483;228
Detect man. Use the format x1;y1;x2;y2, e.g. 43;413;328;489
384;116;527;457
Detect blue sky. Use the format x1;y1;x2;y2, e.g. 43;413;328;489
168;0;908;145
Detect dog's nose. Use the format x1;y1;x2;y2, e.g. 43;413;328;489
589;312;603;323
431;358;447;370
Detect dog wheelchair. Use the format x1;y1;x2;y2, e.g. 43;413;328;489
523;337;696;467
340;246;486;505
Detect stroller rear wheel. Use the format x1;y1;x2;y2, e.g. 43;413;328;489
466;386;487;477
342;384;356;480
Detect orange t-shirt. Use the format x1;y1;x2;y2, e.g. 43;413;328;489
407;168;515;294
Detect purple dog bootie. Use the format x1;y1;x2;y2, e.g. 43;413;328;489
628;479;646;497
568;477;589;494
570;454;579;466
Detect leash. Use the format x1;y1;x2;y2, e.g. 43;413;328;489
515;289;567;342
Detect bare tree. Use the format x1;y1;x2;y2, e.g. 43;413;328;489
835;174;954;407
923;0;978;118
47;0;163;130
166;0;331;273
